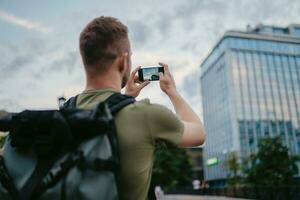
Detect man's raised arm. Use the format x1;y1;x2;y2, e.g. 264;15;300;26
159;62;206;147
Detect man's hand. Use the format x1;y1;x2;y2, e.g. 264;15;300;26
158;62;177;96
125;66;150;98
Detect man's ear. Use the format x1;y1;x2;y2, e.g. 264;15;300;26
118;52;128;74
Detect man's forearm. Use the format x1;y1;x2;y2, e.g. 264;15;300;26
167;90;206;146
167;90;201;123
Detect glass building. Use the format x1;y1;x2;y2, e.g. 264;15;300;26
201;24;300;186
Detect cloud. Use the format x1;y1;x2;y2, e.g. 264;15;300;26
181;68;200;98
2;55;33;74
0;10;52;33
128;20;152;48
0;98;21;111
0;38;49;80
1;0;300;113
47;51;80;74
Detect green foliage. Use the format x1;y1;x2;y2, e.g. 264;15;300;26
152;143;193;191
224;152;240;177
245;136;300;186
224;151;244;187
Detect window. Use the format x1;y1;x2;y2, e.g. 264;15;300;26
256;121;262;139
263;120;269;136
272;28;285;34
292;27;300;36
271;120;277;135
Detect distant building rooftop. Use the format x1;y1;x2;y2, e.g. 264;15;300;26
246;23;300;36
222;24;300;43
200;24;300;69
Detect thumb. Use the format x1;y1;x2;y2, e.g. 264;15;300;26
159;72;164;80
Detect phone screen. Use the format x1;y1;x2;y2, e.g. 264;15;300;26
138;67;164;81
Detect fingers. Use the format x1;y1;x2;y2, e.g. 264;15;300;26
134;75;143;84
159;72;164;80
130;66;141;80
158;62;171;75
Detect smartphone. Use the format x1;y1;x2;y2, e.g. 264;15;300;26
138;66;164;81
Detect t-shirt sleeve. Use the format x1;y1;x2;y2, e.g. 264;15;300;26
146;103;184;145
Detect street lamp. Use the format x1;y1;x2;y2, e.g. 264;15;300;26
58;96;66;109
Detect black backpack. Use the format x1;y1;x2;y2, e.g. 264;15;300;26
0;93;135;200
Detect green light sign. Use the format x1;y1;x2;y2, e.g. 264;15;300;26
206;157;219;166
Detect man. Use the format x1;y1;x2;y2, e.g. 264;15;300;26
77;16;205;200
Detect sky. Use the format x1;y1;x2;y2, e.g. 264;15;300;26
1;0;300;119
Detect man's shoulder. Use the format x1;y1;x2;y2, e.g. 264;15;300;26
127;98;171;114
123;98;179;125
135;98;151;105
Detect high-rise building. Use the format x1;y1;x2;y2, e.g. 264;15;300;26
200;24;300;186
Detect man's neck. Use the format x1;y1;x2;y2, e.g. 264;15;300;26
85;71;122;92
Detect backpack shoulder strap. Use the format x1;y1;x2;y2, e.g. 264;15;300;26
0;155;18;199
19;157;58;200
104;93;135;115
62;95;78;109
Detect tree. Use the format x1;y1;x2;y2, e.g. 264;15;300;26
245;136;299;186
151;143;193;191
0;110;7;118
224;151;244;186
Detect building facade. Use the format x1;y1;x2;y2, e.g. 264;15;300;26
201;24;300;186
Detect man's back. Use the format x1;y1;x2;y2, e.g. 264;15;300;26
76;89;183;200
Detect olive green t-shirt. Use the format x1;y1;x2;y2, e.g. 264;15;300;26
76;89;184;200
